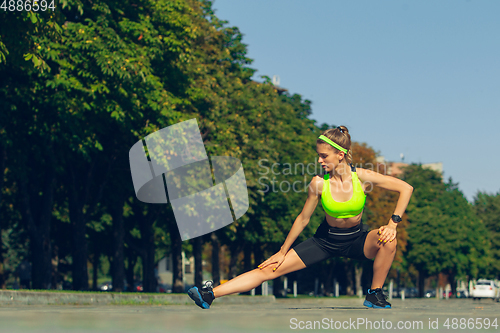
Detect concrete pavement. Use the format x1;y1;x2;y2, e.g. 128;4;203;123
1;296;499;332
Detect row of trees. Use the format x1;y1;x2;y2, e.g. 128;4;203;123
1;0;498;295
402;166;496;296
0;0;324;292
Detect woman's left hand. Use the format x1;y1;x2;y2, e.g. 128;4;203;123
377;223;397;244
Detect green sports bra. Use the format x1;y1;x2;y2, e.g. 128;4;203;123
321;165;366;218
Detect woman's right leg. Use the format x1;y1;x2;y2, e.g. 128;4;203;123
213;249;306;298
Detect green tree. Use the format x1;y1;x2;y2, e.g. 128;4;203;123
1;0;197;290
403;165;490;296
473;191;500;279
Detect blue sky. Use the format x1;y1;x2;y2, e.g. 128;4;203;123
212;0;500;201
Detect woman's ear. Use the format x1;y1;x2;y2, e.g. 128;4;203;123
338;151;345;161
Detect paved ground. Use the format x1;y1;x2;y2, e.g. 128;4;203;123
1;297;499;332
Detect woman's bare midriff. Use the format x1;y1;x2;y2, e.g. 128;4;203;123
325;213;363;228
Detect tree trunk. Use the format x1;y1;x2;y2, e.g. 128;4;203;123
324;260;335;295
70;207;89;291
0;241;4;289
273;276;283;297
244;243;252;272
0;143;4;288
448;271;456;298
211;233;220;287
228;241;241;280
169;219;184;293
354;264;363;296
67;155;114;291
67;163;92;291
345;260;354;296
396;270;400;297
30;236;52;289
130;201;160;293
110;198;125;292
0;145;4;288
125;249;137;292
418;269;426;298
51;245;59;289
19;146;55;290
92;252;99;291
0;142;5;208
193;236;203;287
141;216;157;293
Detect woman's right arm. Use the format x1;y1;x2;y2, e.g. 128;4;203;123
259;176;321;270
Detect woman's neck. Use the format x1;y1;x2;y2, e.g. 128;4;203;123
329;162;350;181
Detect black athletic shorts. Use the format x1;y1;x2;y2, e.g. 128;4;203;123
292;218;371;266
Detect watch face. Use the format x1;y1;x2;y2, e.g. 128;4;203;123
392;215;402;222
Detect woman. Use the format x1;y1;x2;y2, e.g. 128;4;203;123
188;126;413;309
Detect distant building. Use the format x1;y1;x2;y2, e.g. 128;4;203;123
376;156;443;177
422;162;443;174
272;75;288;95
387;162;409;177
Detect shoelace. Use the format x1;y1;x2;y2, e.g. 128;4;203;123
203;280;214;290
372;289;389;301
376;291;390;304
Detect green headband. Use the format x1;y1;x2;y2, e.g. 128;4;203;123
318;135;348;154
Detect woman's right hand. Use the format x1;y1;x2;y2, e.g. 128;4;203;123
258;251;286;272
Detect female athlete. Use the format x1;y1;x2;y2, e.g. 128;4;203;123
188;126;413;309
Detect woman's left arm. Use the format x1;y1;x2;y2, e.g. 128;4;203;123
357;168;414;243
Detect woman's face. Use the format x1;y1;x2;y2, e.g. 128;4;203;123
316;144;345;172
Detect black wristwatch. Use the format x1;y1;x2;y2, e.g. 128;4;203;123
391;215;402;223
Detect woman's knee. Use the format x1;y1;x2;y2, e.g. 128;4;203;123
257;266;276;281
382;238;397;252
257;249;306;281
369;237;397;255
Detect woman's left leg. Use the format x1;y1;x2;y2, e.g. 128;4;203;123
212;248;307;298
363;230;397;289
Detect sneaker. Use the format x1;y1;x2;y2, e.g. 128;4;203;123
363;288;391;309
188;280;215;309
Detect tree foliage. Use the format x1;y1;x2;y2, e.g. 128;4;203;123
473;191;500;279
402;165;490;289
